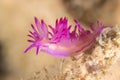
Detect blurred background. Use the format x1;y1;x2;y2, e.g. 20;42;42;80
0;0;120;80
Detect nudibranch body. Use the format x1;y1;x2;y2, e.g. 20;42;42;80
24;17;108;57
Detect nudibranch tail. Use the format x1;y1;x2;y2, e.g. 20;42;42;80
24;17;110;57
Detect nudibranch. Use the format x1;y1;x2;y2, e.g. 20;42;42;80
24;17;109;57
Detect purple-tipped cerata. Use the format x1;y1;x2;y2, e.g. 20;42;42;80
24;17;108;57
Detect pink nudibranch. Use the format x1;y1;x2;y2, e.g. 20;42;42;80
24;17;109;57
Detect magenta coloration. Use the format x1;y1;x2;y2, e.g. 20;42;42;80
24;17;108;57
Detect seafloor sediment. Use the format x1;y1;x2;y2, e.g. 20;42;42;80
27;26;120;80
